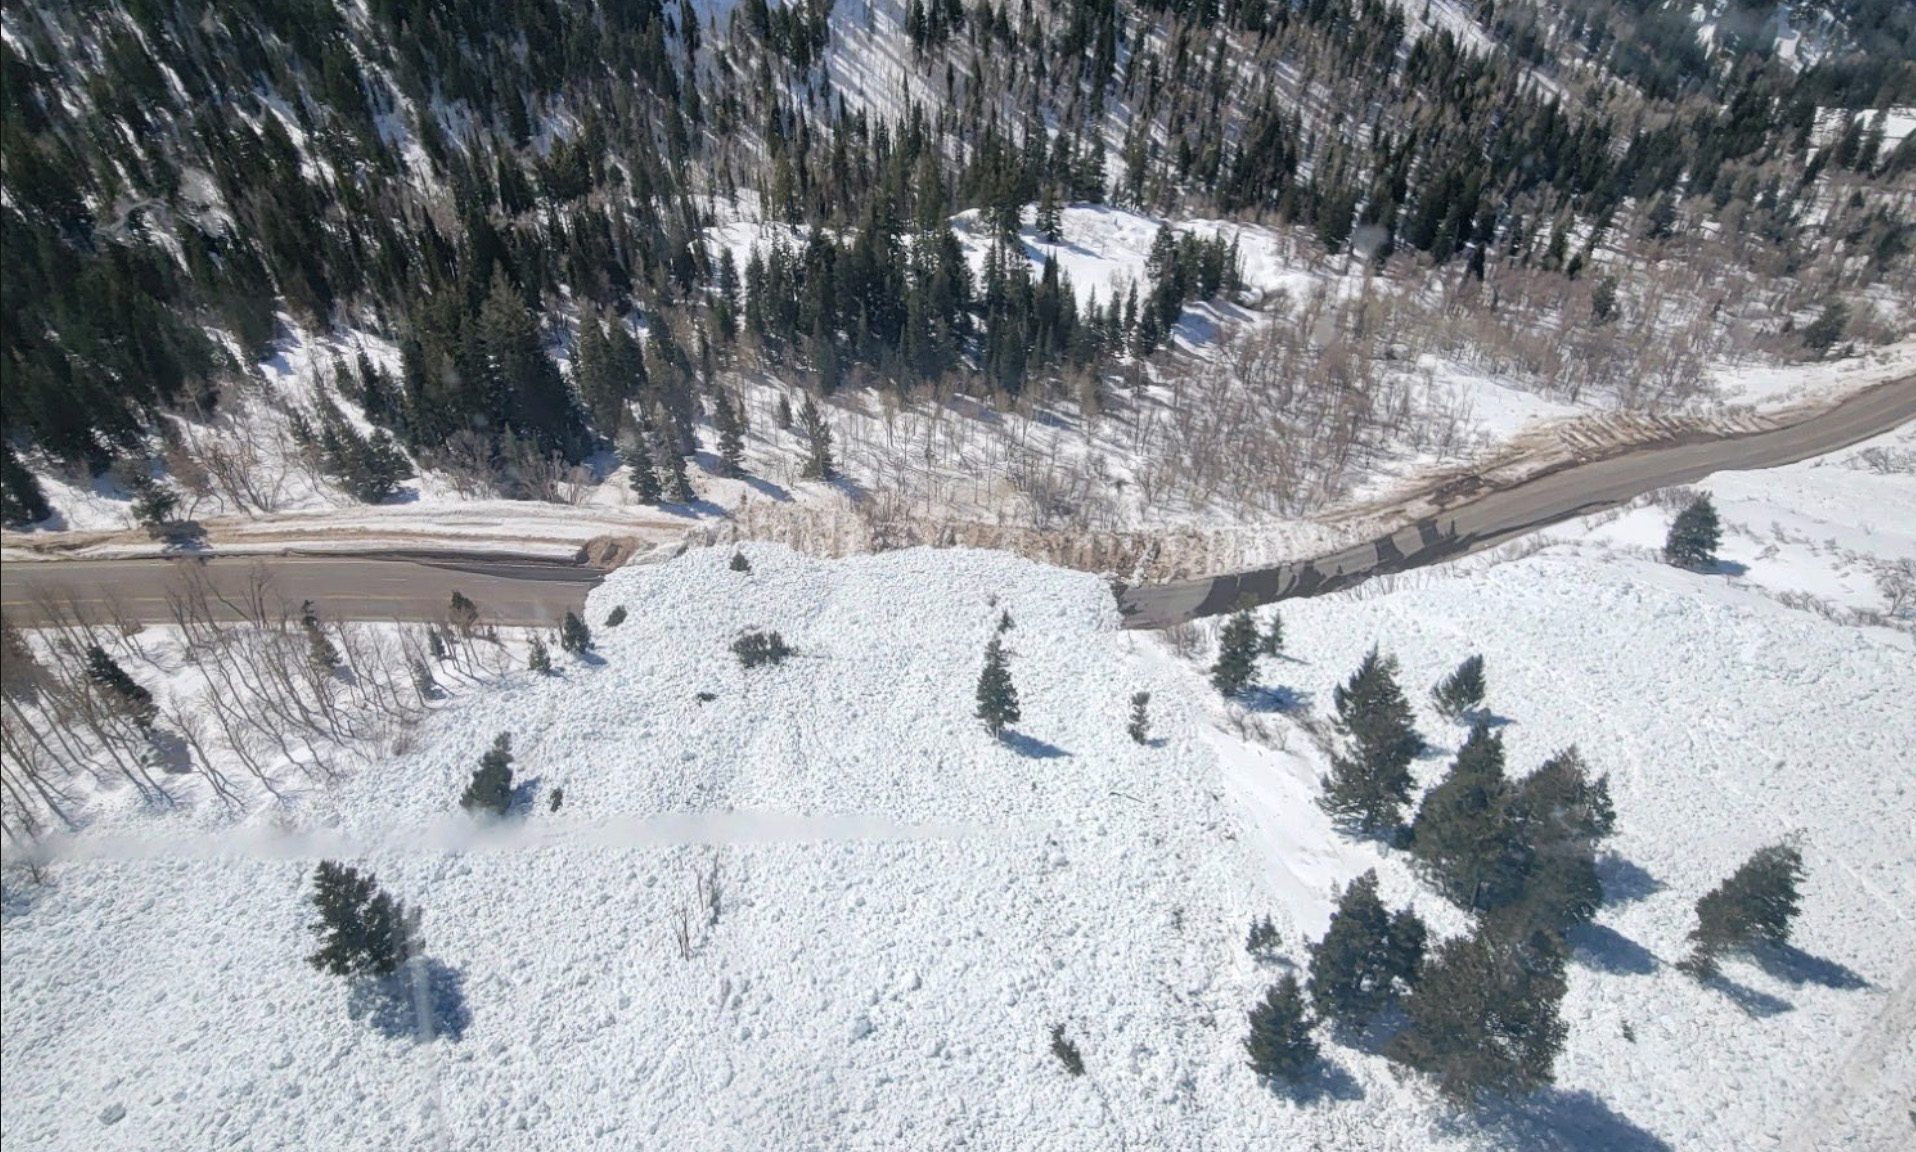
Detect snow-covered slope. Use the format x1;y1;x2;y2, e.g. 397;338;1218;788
5;433;1913;1148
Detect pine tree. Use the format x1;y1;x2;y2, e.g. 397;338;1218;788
975;636;1020;737
528;635;553;674
1;443;52;527
731;629;793;668
1245;974;1318;1083
448;591;481;635
714;392;746;477
730;551;752;573
1319;648;1422;833
626;434;663;505
1498;747;1615;936
1680;843;1805;978
1210;610;1261;698
1036;184;1064;243
1246;915;1281;959
663;442;695;503
460;733;515;817
1307;870;1419;1028
84;644;157;731
605;605;628;628
1801;302;1848;354
1409;720;1527;911
560;610;593;655
1663;494;1721;570
1127;691;1152;744
1431;654;1485;720
300;600;341;674
1259;611;1284;657
775;394;794;431
799;396;835;480
1388;927;1568;1102
306;861;420;979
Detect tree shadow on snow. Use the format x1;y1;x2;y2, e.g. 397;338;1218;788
1703;973;1793;1018
1748;943;1868;991
1001;731;1069;759
1262;1057;1364;1103
1244;685;1312;714
347;959;471;1042
1461;709;1516;730
1472;1089;1672;1152
741;475;792;503
1596;855;1664;905
147;729;195;775
510;774;545;816
1567;923;1659;976
573;651;608;669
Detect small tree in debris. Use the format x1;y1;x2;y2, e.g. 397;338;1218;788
1663;494;1721;571
1680;842;1806;979
1431;654;1485;720
460;733;515;817
306;861;420;979
1260;611;1284;657
975;636;1021;737
1245;915;1281;960
732;629;793;668
1245;974;1318;1084
300;601;341;674
448;591;480;635
1049;1024;1085;1076
560;610;593;655
605;605;628;628
730;551;752;573
528;635;553;674
1127;691;1152;744
1211;610;1261;698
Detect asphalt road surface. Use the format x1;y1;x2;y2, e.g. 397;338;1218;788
1115;373;1916;628
4;375;1911;631
1;553;601;628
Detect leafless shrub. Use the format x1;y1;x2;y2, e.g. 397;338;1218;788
1161;622;1201;660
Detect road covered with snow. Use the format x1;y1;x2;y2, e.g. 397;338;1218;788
3;423;1912;1149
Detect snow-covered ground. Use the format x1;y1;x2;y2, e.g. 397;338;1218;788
5;412;1912;1148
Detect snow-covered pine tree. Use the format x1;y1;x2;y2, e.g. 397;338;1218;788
1210;610;1261;698
460;733;515;817
1244;973;1317;1083
1409;720;1527;911
1431;654;1485;720
306;861;420;979
560;610;593;655
1127;691;1152;745
1319;648;1422;833
1680;842;1806;978
1663;493;1721;570
1387;926;1568;1102
975;636;1020;737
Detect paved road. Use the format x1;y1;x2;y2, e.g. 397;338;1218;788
1114;373;1916;628
4;375;1911;631
1;553;600;628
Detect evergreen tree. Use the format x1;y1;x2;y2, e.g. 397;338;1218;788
460;733;515;817
1;443;52;527
1036;184;1064;243
1319;648;1422;833
730;551;752;572
975;635;1020;737
1245;974;1318;1084
1210;610;1261;698
1409;720;1527;911
1127;690;1152;745
604;605;627;627
626;433;663;504
84;644;157;731
1431;654;1486;720
799;396;835;480
1663;493;1721;570
528;634;553;674
300;600;341;674
306;861;420;979
1680;842;1805;978
1246;915;1281;959
1307;870;1419;1028
662;441;695;503
1259;611;1284;657
775;394;794;431
1499;747;1615;936
560;610;593;655
714;392;746;477
448;591;481;635
1388;927;1568;1102
731;629;793;668
1801;302;1848;354
119;465;180;529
